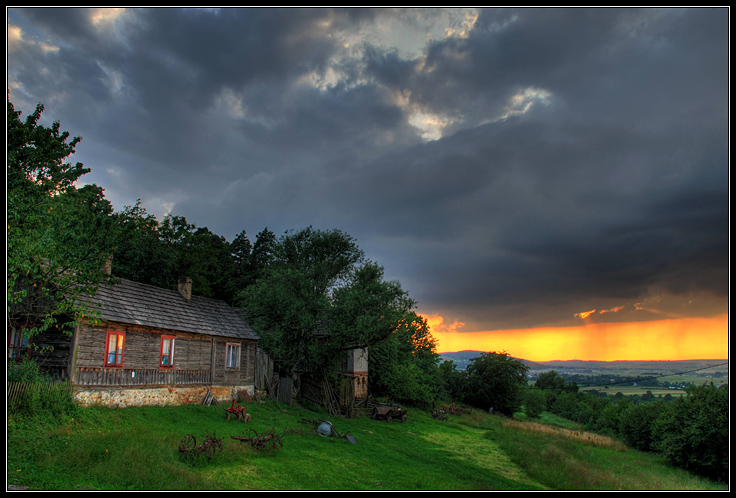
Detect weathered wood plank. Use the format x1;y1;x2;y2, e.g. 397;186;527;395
73;367;216;387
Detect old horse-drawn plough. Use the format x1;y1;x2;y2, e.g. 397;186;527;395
179;431;224;461
224;399;251;423
231;428;283;451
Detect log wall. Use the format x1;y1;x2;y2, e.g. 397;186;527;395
73;322;256;388
27;326;74;381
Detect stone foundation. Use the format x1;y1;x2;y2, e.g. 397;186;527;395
73;384;254;408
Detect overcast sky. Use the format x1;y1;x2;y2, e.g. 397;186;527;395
7;8;729;335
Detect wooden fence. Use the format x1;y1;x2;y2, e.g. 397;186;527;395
7;381;73;411
254;347;275;392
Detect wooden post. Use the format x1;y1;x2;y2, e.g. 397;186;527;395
210;337;215;385
69;323;81;385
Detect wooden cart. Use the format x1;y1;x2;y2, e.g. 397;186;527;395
371;404;408;423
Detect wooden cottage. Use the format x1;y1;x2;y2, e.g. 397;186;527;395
8;276;260;407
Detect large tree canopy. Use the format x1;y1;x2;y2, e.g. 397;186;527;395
237;227;415;377
7;100;119;335
369;311;440;404
461;351;529;416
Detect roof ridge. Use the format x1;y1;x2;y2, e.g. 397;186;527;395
87;277;259;341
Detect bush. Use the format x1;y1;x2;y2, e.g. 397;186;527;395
7;360;76;417
596;396;631;437
384;363;435;406
7;358;53;383
577;395;612;432
618;401;669;452
524;388;546;419
437;360;465;401
528;382;727;483
654;383;728;482
535;370;566;392
550;391;582;422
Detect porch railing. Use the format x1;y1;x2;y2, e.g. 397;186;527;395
74;367;212;387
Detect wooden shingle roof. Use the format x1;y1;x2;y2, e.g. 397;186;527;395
86;278;259;341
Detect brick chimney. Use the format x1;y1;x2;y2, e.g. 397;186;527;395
178;276;192;301
103;254;113;276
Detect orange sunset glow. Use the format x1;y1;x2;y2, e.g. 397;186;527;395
424;313;729;362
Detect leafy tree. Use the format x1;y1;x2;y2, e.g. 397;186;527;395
111;206;239;303
238;227;414;378
158;214;196;246
330;262;415;353
461;351;529;415
8;100;119;337
276;226;362;293
381;363;435;405
368;312;440;404
535;370;567;392
231;229;254;289
176;226;235;302
250;227;277;278
575;393;612;432
618;400;669;452
524;388;547;419
241;265;328;374
654;382;728;482
596;396;631;437
437;359;465;402
550;391;583;421
110;201;173;289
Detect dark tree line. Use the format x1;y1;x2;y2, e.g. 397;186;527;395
110;199;281;305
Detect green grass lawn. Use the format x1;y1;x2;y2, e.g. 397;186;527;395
6;399;727;491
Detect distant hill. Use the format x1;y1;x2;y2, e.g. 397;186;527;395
438;350;484;362
438;350;549;370
437;350;482;370
438;351;728;372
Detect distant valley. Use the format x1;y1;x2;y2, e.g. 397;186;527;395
439;350;729;376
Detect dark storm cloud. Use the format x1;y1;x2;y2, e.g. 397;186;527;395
7;7;729;331
334;111;728;329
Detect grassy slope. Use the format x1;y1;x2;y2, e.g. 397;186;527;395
6;400;727;491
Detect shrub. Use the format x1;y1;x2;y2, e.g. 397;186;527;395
7;360;76;416
384;363;435;406
618;400;669;452
524;388;546;419
596;396;631;437
7;358;53;383
654;383;728;482
550;391;582;421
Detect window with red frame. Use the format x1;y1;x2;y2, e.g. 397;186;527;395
105;331;125;367
226;343;240;369
160;335;175;367
8;326;32;362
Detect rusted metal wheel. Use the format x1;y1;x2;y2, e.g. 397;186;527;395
179;434;197;454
